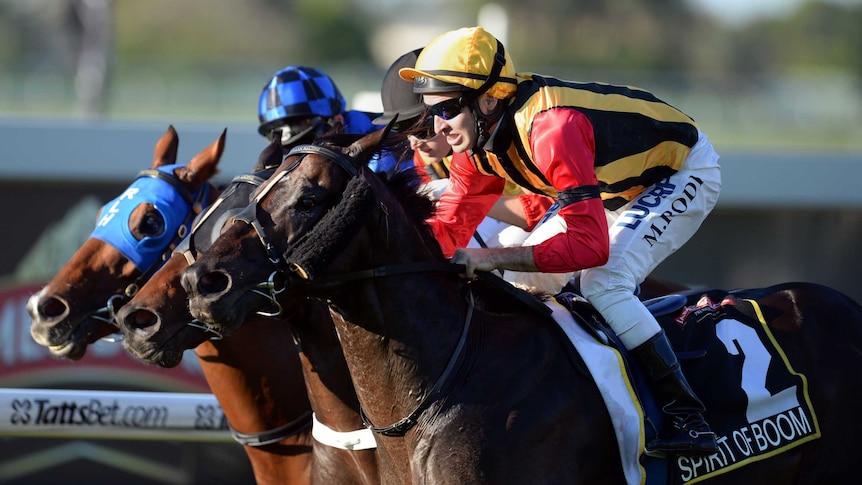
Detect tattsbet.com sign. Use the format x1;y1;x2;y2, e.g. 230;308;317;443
0;388;229;440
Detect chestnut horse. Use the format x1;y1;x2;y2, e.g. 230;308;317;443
26;127;315;485
181;127;862;484
27;125;219;359
116;160;380;484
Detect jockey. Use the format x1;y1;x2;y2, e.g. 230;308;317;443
400;26;721;456
258;65;378;148
380;48;545;252
369;48;437;174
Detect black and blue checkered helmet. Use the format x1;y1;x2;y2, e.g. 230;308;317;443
257;66;347;136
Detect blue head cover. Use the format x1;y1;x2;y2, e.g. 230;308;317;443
90;164;203;271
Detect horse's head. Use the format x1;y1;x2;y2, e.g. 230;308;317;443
116;140;284;367
27;126;223;360
182;122;433;335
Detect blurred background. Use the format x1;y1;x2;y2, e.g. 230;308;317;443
0;0;861;483
2;0;861;147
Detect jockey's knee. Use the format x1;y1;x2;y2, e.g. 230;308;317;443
580;277;660;349
579;270;638;306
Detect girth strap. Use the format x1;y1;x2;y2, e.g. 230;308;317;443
229;410;313;447
360;288;476;437
311;413;377;450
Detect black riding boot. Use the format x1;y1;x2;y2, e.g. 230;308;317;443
631;330;718;456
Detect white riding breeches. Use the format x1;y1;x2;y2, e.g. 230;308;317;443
509;132;721;349
581;131;721;349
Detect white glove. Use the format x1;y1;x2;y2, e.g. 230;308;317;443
419;178;450;201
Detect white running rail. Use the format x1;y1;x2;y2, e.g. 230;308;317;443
0;388;231;442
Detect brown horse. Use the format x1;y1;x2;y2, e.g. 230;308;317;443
181;127;862;484
26;127;316;485
116;161;380;484
27;125;220;360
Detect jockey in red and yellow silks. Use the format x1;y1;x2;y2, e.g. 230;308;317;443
430;73;700;274
400;26;721;457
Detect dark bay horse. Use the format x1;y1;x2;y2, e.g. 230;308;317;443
26;127;316;485
116;159;380;484
181;129;627;484
181;127;862;484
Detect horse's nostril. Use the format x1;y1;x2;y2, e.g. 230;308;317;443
39;297;68;319
199;271;230;295
129;308;159;329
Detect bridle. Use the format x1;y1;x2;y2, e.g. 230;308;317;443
90;167;214;340
232;142;549;437
233;144;361;310
177;171;273;339
178;168;316;447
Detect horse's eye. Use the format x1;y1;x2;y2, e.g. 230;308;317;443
139;210;165;237
298;196;316;210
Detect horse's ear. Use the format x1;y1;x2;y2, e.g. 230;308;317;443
175;128;225;189
254;138;283;172
153;125;179;168
345;116;398;168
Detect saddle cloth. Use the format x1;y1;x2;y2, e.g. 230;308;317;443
545;298;645;485
548;290;821;485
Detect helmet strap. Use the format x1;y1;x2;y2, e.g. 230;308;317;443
472;40;506;98
467;99;490;150
468;95;506;151
464;39;507;150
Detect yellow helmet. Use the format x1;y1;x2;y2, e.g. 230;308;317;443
399;26;518;99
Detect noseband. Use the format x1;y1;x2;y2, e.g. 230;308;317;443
231;145;360;312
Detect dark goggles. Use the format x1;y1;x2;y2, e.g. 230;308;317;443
267;116;326;143
398;116;437;142
393;117;419;132
426;96;469;120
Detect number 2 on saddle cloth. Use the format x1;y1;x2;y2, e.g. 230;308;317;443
557;289;819;485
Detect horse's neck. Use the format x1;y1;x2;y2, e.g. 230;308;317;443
325;272;469;429
289;300;365;432
194;319;310;434
283;302;384;485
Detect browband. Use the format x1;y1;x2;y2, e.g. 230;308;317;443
286;144;358;177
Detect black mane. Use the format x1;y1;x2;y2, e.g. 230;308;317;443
314;131;442;260
284;131;445;279
375;166;444;261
